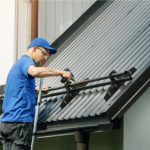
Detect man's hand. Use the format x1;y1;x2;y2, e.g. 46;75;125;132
61;71;73;81
35;85;48;94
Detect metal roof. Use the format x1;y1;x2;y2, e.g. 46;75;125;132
38;0;150;126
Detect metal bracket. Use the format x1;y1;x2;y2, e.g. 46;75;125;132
60;80;88;109
104;67;137;101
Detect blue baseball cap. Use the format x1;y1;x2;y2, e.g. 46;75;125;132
28;37;57;54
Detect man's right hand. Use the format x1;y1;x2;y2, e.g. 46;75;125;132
61;71;73;81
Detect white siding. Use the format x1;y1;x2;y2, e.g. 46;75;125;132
38;0;96;42
0;0;16;85
17;0;31;58
0;0;32;85
55;1;64;38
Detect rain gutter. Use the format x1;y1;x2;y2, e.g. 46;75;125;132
36;116;112;137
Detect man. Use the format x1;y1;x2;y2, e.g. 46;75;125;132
0;37;72;150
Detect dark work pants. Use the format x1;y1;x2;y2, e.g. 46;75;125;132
0;122;33;150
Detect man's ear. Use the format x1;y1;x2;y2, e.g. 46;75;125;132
32;47;37;53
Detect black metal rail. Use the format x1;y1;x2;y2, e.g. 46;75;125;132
47;68;135;92
42;77;132;98
0;67;136;101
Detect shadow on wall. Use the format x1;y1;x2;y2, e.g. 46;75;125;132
35;135;76;150
89;128;123;150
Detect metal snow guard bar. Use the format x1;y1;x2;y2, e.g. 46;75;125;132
0;67;136;102
41;67;137;101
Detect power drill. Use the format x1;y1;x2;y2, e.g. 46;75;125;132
60;68;75;83
60;68;75;108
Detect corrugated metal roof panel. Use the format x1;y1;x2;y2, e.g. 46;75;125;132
38;0;150;123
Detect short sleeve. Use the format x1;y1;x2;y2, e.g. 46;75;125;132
21;56;35;77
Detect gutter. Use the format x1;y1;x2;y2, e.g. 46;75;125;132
36;116;112;137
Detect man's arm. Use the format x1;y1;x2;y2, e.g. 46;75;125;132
28;65;72;80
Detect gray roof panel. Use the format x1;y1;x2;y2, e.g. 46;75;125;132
38;0;150;123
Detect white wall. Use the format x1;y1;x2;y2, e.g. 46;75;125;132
17;0;31;59
0;0;31;85
0;0;16;85
38;0;96;43
124;87;150;150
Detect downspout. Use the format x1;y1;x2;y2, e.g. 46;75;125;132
75;131;90;150
31;0;38;39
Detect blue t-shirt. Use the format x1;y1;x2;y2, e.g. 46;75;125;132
1;55;36;122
